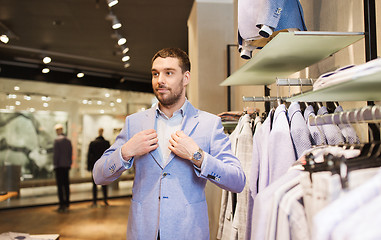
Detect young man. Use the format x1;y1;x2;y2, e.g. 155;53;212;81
87;128;110;207
53;124;72;213
93;48;245;240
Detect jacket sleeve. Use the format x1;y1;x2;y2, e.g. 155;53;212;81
92;118;133;185
196;117;246;193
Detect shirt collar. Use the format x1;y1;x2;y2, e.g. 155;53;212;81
155;99;188;119
288;102;301;120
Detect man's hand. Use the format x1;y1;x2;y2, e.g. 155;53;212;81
121;129;158;160
169;131;203;167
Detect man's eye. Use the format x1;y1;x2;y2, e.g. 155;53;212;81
152;72;158;77
167;72;173;75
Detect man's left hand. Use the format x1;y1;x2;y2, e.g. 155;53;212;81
169;130;203;167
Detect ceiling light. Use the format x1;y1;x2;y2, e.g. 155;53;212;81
14;86;20;91
107;0;118;7
15;101;21;106
122;55;130;62
105;93;110;98
42;67;50;73
7;94;16;99
0;34;9;44
117;36;126;46
121;46;129;54
77;72;84;78
112;17;122;29
24;95;31;101
42;56;51;64
124;63;131;68
43;102;49;107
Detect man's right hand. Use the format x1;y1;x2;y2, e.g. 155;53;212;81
121;129;158;161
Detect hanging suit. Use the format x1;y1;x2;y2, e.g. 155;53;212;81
317;106;345;145
288;102;313;159
267;104;296;184
93;101;246;240
304;105;327;145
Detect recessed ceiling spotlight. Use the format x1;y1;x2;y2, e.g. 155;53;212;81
77;72;84;78
14;86;20;91
124;63;131;68
107;0;118;7
43;56;51;64
42;67;50;73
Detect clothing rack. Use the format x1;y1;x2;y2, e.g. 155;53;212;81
276;78;314;86
309;105;381;126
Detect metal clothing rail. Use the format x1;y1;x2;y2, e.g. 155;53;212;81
276;78;314;86
242;96;288;102
309;105;381;126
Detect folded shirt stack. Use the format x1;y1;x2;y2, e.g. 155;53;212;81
313;57;381;91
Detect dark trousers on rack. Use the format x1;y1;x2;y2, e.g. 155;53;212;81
55;167;70;209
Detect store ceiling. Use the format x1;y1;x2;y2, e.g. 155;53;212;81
0;0;194;93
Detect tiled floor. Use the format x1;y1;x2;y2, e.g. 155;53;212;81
0;180;133;210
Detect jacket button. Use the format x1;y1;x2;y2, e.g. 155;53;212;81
163;172;167;177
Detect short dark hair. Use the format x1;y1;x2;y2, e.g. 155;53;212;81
152;48;191;73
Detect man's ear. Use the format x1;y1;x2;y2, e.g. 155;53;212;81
183;71;190;86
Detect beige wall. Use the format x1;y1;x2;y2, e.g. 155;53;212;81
188;0;235;115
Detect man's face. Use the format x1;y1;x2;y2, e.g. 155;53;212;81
151;57;189;107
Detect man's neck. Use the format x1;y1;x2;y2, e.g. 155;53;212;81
159;98;186;118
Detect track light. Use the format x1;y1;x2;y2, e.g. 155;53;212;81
121;46;129;54
112;17;122;29
117;36;126;46
0;34;9;44
122;55;130;62
107;0;118;7
42;56;51;64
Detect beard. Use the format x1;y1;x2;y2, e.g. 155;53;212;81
153;81;184;107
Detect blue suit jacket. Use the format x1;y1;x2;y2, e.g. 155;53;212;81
93;101;246;240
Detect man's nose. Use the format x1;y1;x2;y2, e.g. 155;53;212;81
158;74;166;85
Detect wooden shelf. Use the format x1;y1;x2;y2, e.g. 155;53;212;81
220;31;364;86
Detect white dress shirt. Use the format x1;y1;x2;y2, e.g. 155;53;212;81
156;101;186;166
312;169;381;240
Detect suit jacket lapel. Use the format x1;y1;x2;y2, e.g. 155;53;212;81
145;107;164;169
166;102;199;165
